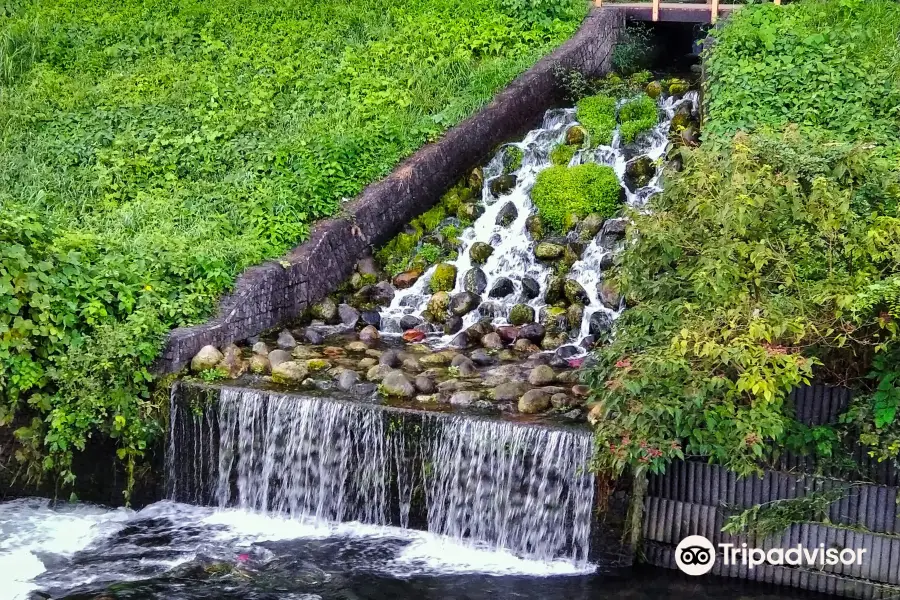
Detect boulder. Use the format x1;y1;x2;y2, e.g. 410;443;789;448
360;310;381;329
303;328;325;345
624;155;655;192
551;393;574;409
542;332;569;350
359;325;381;345
566;125;587;146
646;80;663;99
248;354;270;375
541;306;569;332
521;277;540;300
346;341;370;353
496;326;519;344
271;361;309;384
496;201;518;227
464;319;494;343
337;304;360;328
366;364;393;382
427;291;451;318
589;311;614;339
379;350;401;368
544;277;565;305
528;365;556;386
577;213;605;241
458;203;484;222
514;339;541;354
399;315;423;331
525;214;544;240
598;280;621;310
489;174;517;196
267;349;292;368
415;374;436;394
464;268;488;295
276;330;297;350
488;277;514;298
564;279;590;305
534;241;565;260
251;341;269;356
566;304;585;333
359;357;378;368
337;370;360;391
508;304;535;326
220;344;246;378
191;345;223;373
481;332;504;349
403;329;427;343
311;297;339;323
450;292;481;317
393;270;422;289
430;263;457;293
518;389;552;414
518;323;546;343
484;365;523;386
305;358;331;372
556;345;581;360
381;371;416;398
450;391;481;406
490;382;529;402
469;242;494;265
419;352;452;367
470;349;497;366
444;315;464;335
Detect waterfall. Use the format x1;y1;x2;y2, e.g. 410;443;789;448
380;92;700;345
167;385;596;564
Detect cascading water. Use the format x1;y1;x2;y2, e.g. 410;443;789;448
381;92;700;345
167;385;595;564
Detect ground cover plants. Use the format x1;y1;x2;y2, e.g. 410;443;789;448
0;0;585;496
587;0;900;477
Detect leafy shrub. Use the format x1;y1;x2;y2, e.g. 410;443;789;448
550;144;576;166
503;146;524;173
576;95;617;147
499;0;584;26
531;164;621;231
586;130;900;476
611;22;654;75
618;94;658;143
0;0;583;494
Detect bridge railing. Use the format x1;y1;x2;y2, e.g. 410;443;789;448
595;0;784;23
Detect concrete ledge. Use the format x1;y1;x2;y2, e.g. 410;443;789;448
154;8;624;373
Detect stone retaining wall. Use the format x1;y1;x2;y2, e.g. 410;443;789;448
154;8;624;373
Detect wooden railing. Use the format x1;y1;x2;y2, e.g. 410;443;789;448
595;0;783;24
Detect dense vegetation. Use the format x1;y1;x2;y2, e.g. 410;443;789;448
532;164;621;231
0;0;585;495
588;0;900;477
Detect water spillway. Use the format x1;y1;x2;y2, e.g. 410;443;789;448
167;384;597;564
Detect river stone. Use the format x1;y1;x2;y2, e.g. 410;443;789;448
521;277;540;300
602;217;627;238
360;310;381;329
564;279;589;305
355;255;378;276
463;268;488;295
681;125;700;147
336;370;359;391
551;393;574;409
381;371;415;397
439;315;460;336
525;214;544;241
542;332;569;350
427;291;451;319
449;331;470;349
271;361;309;384
221;344;246;378
544;277;565;305
496;326;519;344
496;201;518;227
379;350;401;368
470;349;496;366
450;292;481;317
366;364;393;382
276;330;297;350
322;346;345;359
508;304;534;326
518;323;546;343
566;125;586;146
566;304;585;334
623;155;655;193
490;382;529;402
399;315;423;331
450;391;481;406
249;354;270;375
480;332;503;350
487;277;513;299
598;280;621;310
589;311;614;339
514;339;541;354
359;357;378;368
251;341;269;356
469;242;494;265
458;203;484;222
438;379;470;393
419;352;452;367
303;328;325;345
191;345;223;372
337;304;360;328
577;213;605;241
457;359;478;377
311;298;339;323
484;364;522;386
305;358;332;372
346;341;369;353
415;374;436;394
518;389;551;414
541;307;569;332
534;241;565;260
528;365;556;386
267;349;291;369
556;345;581;360
489;174;516;196
393;270;422;289
359;325;380;345
572;384;591;398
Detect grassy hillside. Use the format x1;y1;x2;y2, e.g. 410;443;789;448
0;0;584;493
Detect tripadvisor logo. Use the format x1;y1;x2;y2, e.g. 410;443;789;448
674;535;868;577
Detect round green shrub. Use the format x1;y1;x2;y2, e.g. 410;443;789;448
503;146;524;173
619;94;659;143
430;263;458;292
550;144;577;166
531;164;621;232
575;94;617;147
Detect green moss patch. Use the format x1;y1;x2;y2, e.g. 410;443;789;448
550;144;577;166
531;164;621;231
575;95;617;147
619;94;659;144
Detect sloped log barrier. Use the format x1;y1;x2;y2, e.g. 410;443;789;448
154;8;624;374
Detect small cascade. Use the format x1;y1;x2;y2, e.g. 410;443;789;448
381;91;699;346
167;384;595;564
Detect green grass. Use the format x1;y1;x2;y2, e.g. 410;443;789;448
0;0;584;491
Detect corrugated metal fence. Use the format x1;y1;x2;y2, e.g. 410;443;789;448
642;384;900;598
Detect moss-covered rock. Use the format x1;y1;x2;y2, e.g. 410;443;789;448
468;167;484;190
489;174;517;197
646;80;663;99
544;276;565;305
576;94;617;147
619;94;659;144
623;155;655;192
495;201;518;227
469;242;494;265
427;290;451;318
531;164;622;232
525;214;544;241
578;213;605;241
430;263;457;292
191;345;223;373
272;361;309;384
550;144;576;166
534;241;565;260
463;267;487;294
565;125;587;146
509;303;535;325
668;78;689;96
502;145;523;174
